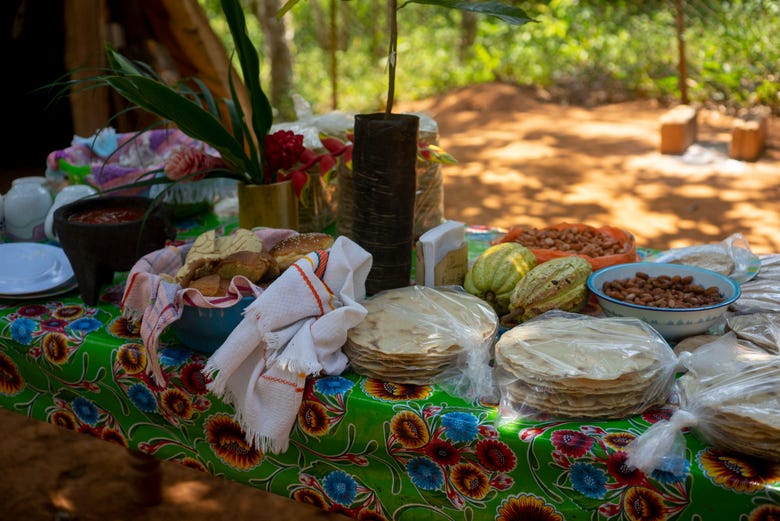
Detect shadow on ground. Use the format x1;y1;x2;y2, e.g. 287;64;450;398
403;82;780;253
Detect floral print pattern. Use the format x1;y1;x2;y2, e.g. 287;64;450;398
697;448;780;494
0;224;775;520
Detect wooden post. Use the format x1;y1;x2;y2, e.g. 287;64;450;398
729;108;771;161
659;105;698;155
64;0;111;136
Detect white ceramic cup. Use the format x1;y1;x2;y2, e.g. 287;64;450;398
4;181;53;241
12;175;52;194
44;184;99;241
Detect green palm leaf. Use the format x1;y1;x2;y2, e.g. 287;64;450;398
222;0;273;149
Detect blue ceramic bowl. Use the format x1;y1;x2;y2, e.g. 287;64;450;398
170;296;254;354
587;262;740;341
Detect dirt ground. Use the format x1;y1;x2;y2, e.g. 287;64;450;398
1;82;778;520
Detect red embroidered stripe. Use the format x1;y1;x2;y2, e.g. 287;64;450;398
292;263;325;315
260;374;301;389
120;272;140;309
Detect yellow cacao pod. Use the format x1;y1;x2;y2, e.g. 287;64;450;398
463;242;537;315
505;255;592;324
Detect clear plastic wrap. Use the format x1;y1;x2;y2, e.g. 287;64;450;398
494;311;678;422
726;312;780;355
644;233;760;284
344;285;498;401
731;254;780;313
626;332;780;475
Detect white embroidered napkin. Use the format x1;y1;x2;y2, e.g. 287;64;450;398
121;228;296;383
203;236;372;454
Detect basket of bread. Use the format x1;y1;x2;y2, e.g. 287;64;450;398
121;228;334;354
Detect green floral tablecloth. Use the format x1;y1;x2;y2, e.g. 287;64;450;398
1;216;778;521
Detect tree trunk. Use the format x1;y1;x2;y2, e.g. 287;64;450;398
328;0;338;110
254;0;296;121
459;9;477;62
675;0;689;104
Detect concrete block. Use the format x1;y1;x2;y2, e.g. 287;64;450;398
729;107;770;162
659;105;698;155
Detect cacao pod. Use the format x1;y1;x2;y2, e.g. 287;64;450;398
504;255;592;324
463;242;537;315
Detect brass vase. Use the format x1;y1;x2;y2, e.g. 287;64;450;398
237;180;298;230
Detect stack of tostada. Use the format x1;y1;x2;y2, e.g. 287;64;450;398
494;312;678;419
345;285;498;387
675;336;780;461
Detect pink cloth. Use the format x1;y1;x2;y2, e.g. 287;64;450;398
120;227;297;383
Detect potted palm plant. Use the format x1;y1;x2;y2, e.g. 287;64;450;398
59;0;347;230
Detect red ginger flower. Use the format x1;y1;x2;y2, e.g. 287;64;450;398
165;148;227;181
264;130;305;175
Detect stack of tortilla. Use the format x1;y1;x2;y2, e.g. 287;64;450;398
495;313;678;419
345;286;498;385
676;340;780;461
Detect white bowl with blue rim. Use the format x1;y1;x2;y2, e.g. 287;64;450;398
587;262;740;341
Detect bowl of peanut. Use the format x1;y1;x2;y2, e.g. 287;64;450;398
586;262;740;341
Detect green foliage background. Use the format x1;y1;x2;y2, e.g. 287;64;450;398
201;0;780;115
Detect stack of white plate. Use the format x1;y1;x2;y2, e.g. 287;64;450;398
0;243;77;300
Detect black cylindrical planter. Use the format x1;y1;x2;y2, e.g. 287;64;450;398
352;113;419;295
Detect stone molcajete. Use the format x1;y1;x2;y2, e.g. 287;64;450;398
53;195;176;305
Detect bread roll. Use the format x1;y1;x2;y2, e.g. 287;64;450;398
269;232;335;270
175;229;282;294
176;228;264;284
188;273;224;296
216;251;279;282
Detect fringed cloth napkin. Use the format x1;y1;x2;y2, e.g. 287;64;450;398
121;228;298;383
203;236;371;454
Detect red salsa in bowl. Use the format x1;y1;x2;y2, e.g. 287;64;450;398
53;195;176;305
68;205;147;225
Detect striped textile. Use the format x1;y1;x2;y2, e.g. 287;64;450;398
120;228;298;383
203;236;371;454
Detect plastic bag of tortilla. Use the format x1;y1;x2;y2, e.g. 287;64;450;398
493;311;678;423
625;332;780;476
